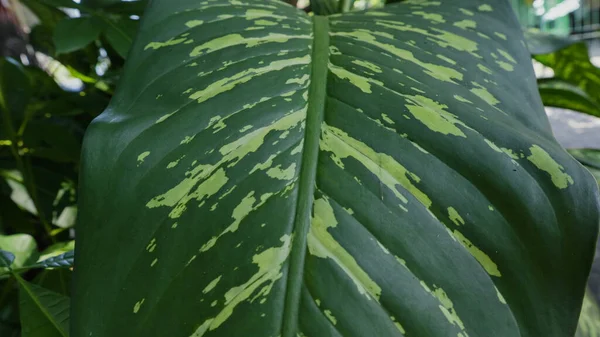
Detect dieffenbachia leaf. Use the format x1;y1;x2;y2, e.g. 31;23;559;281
73;1;600;336
535;42;600;117
537;78;600;117
18;277;69;337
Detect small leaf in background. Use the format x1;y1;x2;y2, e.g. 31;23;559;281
0;235;38;270
18;278;69;337
576;289;600;337
0;58;31;124
0;250;15;268
103;18;138;59
31;251;74;270
538;79;600;118
53;17;104;54
524;29;576;55
535;42;600;118
568;149;600;183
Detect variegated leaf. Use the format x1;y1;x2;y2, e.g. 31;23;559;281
73;0;600;336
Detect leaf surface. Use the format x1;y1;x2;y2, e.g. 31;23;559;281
73;1;600;336
18;278;69;337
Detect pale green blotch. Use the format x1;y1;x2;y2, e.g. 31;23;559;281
454;20;476;29
185;20;204;28
321;124;431;208
329;64;383;94
146;238;157;252
453;95;472;104
413;11;445;23
497;61;515;72
189;56;310;104
137;151;150;165
452;230;501;277
189;33;309;57
201;235;292;332
432;287;466;331
266;163;297;181
471;82;500;106
150;258;158;267
403;95;467;137
495;286;507;304
331;30;463;84
391;316;406;334
308;197;382;300
133;298;145;313
478;4;493;11
245;9;286;20
497;49;517;63
488;205;494;211
436;54;456;65
527;145;574;189
285;74;310;85
351;60;382;73
255;20;277;26
494;32;507;40
181;135;195;144
448;207;465;226
145;37;188;50
459;8;474;16
324;310;337;325
239;125;253;133
203;275;222;294
381;113;394;125
477;64;492;75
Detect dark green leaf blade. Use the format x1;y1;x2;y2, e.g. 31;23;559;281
538;78;600;117
0;58;31;124
103;18;138;59
74;1;600;337
53;17;103;54
18;278;69;337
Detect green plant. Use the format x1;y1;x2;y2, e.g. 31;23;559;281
72;0;599;336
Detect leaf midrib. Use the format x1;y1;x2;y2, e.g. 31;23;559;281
280;15;329;337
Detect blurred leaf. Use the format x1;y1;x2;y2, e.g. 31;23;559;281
33;269;71;296
0;190;35;235
535;42;600;117
37;241;74;262
567;149;600;183
0;58;31;125
22;120;82;163
104;0;148;15
0;251;15;268
524;29;576;55
32;0;84;9
18;278;69;337
0;279;20;337
53;17;104;54
311;0;338;15
103;18;138;59
538;79;600;117
0;234;38;270
576;289;600;337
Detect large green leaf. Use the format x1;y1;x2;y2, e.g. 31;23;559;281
537;78;600;118
74;1;600;336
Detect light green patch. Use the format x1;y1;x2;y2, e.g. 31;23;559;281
245;9;287;20
497;61;514;72
286;74;310;85
211;300;218;307
324;310;337;325
436;54;456;65
308;197;382;300
448;207;465;226
329;64;383;94
203;276;222;294
453;19;476;29
133;298;145;313
381;113;394;125
471;82;500;106
145;37;188;50
494;32;507;40
189;33;309;57
150;258;158;267
453;95;472;104
404;95;467;137
459;8;474;16
204;235;292;332
181;135;195;144
266;163;297;181
255;20;277;26
477;64;492;75
432;287;466;331
352;60;382;73
453;230;501;277
496;286;507;304
391;316;406;334
331;30;463;84
527;145;574;189
137;151;150;165
488;206;494;211
321;125;431;208
189;56;310;104
497;49;516;63
146;238;157;252
156;112;175;124
478;4;493;11
239;125;253;133
365;11;391;16
413;11;445;23
185;20;204;28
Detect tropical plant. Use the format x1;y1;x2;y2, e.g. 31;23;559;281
71;1;600;337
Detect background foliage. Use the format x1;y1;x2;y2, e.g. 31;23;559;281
0;0;599;335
